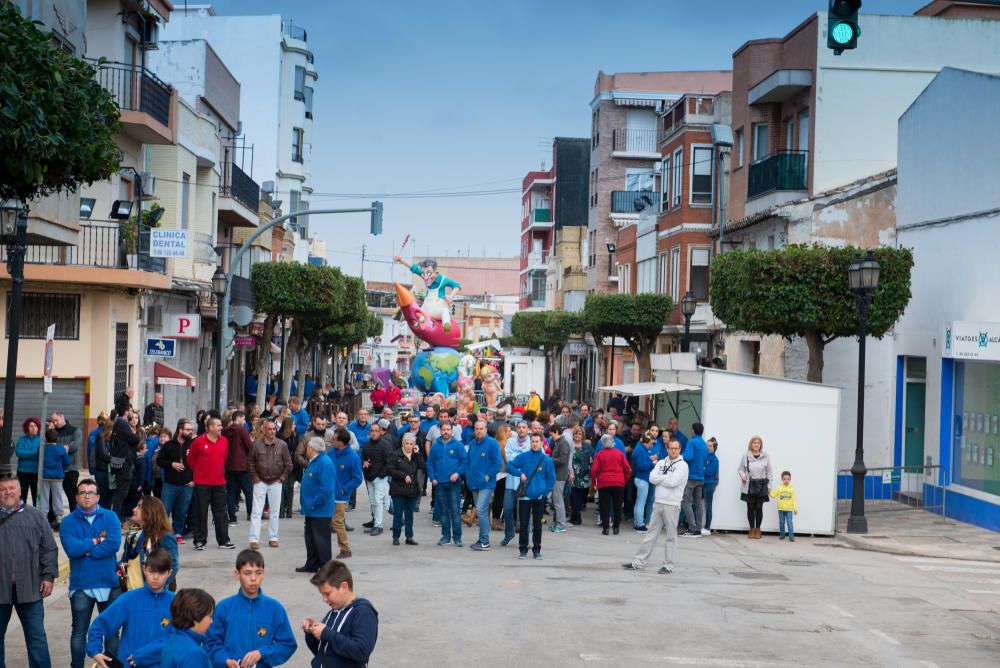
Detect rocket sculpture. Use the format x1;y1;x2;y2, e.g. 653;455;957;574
395;283;461;348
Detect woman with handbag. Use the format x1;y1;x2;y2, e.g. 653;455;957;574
590;434;632;536
122;495;180;589
737;435;773;539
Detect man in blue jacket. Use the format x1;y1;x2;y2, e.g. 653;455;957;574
329;429;364;559
290;397;311;443
205;550;297;667
506;434;556;560
427;422;467;547
465;420;503;552
60;478;123;668
346;409;371;448
87;548;175;668
680;422;709;537
298;437;335;574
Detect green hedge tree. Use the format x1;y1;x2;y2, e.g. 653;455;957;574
509;311;582;396
709;244;914;382
582;294;672;383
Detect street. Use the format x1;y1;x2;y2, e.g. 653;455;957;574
6;489;1000;667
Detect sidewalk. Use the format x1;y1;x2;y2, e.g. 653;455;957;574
833;499;1000;563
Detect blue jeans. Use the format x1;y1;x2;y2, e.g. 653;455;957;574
779;510;795;538
0;599;50;668
703;484;717;530
434;482;462;542
391;495;416;540
503;488;518;542
633;479;655;527
474;487;494;545
70;588;120;668
161;482;194;536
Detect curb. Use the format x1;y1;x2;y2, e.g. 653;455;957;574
58;558;69;580
833;533;1000;564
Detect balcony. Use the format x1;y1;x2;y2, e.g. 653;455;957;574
747;151;808;200
282;21;308;42
91;60;174;144
611;190;659;214
219;162;260;228
526;250;550;271
526;208;552;231
612;128;659;158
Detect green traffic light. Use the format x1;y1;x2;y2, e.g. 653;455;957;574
831;22;855;45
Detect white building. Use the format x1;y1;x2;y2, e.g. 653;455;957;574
893;67;1000;532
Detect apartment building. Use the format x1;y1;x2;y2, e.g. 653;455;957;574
519;167;552;311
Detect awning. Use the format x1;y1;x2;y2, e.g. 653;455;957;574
596;381;700;397
467;338;502;352
154;361;196;388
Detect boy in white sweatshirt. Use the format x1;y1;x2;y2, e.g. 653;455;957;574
623;439;689;574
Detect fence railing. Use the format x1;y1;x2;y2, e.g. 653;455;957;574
612;128;658;154
91;60;172;127
282;21;307;41
836;464;946;518
1;223;166;273
747;151;808;199
222;163;260;213
611;190;659;213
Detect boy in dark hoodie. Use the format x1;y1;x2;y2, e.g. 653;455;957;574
302;560;378;668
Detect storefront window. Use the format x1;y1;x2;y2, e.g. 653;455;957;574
952;361;1000;496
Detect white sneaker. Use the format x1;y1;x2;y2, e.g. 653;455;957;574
701;528;711;536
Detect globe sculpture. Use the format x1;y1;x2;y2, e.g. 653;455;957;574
410;347;462;396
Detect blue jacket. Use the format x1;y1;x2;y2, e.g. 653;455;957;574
465;436;502;490
427;437;467;484
704;452;719;486
87;585;175;667
673;429;688;449
631;444;657;483
292;408;311;440
304;597;378;668
328;446;364;503
41;443;69;479
60;506;122;591
346;420;370;445
419;418;439;434
461;424;475;445
683;435;709;481
304;380;317;398
143;436;158;486
15;435;40;473
301;453;336;517
161;628;211;668
205;589;297;668
88;426;103;474
245;374;259;397
506;450;556;501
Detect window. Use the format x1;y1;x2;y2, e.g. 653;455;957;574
690;146;713;205
658;252;668;293
180;173;190;230
292;127;304;163
530;272;546;307
289;190;301;228
304;86;314;119
637;258;657;294
625;168;653;192
660;156;670;212
735;128;744;167
7;292;81;340
952;361;1000;497
752;123;769;162
589;168;599;207
591;108;600;148
617;263;632;294
294;65;305;101
114;323;128;396
690;247;710;300
671;148;683;207
670;246;680;301
785;118;795;151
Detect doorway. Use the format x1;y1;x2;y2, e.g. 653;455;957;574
903;357;927;476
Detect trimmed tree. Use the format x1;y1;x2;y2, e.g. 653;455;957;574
0;4;120;203
509;311;582;396
709;244;914;383
583;293;673;383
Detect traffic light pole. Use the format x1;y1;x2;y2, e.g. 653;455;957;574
216;205;378;410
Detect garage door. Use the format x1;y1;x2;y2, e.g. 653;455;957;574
0;377;88;433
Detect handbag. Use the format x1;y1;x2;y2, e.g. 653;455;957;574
515;453;544;499
744;455;768;498
118;534;145;592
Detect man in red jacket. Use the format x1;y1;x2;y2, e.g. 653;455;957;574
187;415;234;550
222;411;254;525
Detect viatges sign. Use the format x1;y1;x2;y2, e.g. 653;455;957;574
943;321;1000;361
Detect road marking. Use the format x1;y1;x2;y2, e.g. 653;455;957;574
966;589;1000;595
828;603;854;618
869;629;901;646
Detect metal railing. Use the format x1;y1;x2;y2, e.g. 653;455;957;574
836;464;946;517
747;150;808;199
0;223;166;273
612;128;658;154
222;163;260;213
282;21;307;41
531;208;551;223
611;190;659;213
91;60;172;127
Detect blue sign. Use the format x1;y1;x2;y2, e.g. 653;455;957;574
146;337;176;358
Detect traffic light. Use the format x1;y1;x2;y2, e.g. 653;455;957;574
828;0;861;55
370;200;383;235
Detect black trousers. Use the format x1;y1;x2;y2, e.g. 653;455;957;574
62;470;80;513
226;470;253;521
746;497;765;529
598;486;624;530
194;484;230;546
491;477;505;520
17;472;37;505
570;487;588;524
111;471;132;522
518;498;545;555
623;477;636;519
304;516;332;570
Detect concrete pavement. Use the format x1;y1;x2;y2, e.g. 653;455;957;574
6;490;1000;666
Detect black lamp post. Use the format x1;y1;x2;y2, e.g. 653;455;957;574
846;250;881;534
0;200;27;472
212;265;227;411
680;291;697;353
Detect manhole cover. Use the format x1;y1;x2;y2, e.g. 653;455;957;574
730;571;788;581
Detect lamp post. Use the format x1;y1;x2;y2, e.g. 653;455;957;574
846;250;881;534
680;291;697;353
0;200;27;472
212;265;227;410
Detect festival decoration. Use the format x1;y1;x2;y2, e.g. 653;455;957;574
395;283;461;349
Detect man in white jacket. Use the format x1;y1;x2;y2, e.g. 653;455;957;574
623;439;688;574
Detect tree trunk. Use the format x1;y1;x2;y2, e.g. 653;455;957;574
296;339;313;401
634;341;653;383
804;332;826;383
318;344;330;387
280;322;299;402
253;313;278;413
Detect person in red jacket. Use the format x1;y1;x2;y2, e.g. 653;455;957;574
386;383;402;408
187;415;234;550
370;384;388;414
591;434;632;536
222;411;254;525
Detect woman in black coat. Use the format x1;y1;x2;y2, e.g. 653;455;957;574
388;433;423;546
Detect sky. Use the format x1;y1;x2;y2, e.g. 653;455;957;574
206;0;925;282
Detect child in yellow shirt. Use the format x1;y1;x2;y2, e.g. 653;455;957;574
769;471;798;541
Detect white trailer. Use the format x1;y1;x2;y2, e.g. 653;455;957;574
503;348;546;398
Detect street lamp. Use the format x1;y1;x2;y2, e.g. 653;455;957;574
681;291;697;353
212;265;227;411
846;250;881;534
0;199;27;472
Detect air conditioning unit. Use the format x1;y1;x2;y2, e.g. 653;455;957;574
140;21;159;49
139;173;157;200
143;304;163;329
261;181;275;195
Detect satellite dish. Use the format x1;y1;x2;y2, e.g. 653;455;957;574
231;305;254;327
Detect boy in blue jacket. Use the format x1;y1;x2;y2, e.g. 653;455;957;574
39;428;69;528
205;549;297;667
299;437;336;573
328;429;363;559
303;560;378;668
506;434;556;560
160;588;215;667
87;548;175;668
426;423;467;547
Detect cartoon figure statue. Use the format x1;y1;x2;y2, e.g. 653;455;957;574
479;364;501;409
394;256;461;332
456;375;476;415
